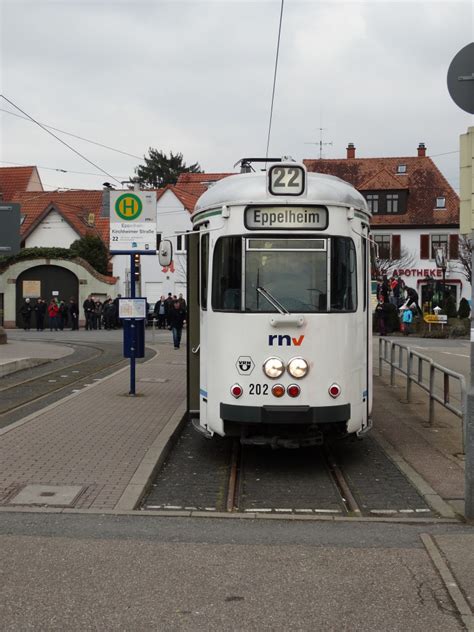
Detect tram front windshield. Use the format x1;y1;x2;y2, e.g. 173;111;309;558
212;236;356;313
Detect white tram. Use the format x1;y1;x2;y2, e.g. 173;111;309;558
162;159;372;447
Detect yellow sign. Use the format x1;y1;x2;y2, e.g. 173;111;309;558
424;314;448;323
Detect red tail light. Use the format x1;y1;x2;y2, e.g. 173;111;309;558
231;384;243;398
328;383;341;398
287;384;301;398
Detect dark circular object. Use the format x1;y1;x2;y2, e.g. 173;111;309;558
447;43;474;114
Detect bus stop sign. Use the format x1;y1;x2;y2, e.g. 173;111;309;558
447;43;474;114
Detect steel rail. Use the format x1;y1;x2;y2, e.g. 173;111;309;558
226;439;241;512
324;446;362;515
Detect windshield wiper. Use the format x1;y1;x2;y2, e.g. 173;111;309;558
256;286;290;315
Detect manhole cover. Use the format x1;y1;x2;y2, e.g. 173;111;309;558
9;485;85;507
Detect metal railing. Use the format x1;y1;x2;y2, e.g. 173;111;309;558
378;338;466;444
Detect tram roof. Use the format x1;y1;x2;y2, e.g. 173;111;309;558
193;170;370;216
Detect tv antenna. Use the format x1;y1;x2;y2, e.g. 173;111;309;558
305;128;333;159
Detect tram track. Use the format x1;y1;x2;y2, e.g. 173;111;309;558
225;439;362;516
142;422;436;519
0;340;154;428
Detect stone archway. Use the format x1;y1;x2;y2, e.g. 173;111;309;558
16;265;79;327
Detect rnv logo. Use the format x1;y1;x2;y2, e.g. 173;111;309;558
268;334;305;346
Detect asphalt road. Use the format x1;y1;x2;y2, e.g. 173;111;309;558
0;512;471;631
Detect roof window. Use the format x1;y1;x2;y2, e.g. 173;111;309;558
20;214;26;225
396;164;407;174
435;196;446;209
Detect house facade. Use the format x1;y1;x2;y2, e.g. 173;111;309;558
304;143;467;306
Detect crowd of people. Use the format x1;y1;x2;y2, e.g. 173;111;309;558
18;292;187;348
375;274;422;336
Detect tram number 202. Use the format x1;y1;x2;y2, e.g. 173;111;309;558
249;384;269;395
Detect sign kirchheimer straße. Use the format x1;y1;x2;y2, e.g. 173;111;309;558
109;190;156;254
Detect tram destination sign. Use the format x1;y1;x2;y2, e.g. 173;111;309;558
245;206;328;230
109;191;156;254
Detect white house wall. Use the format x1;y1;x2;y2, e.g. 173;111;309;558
371;227;469;303
25;210;81;248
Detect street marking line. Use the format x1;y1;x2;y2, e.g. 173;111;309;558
440;352;469;358
420;533;474;631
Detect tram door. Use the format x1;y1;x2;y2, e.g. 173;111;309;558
187;232;200;418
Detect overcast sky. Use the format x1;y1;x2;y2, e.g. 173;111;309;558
1;0;472;194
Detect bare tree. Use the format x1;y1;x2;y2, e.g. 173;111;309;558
457;235;472;284
373;247;418;278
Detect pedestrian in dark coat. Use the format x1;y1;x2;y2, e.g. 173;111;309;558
93;300;103;330
69;298;79;330
20;299;32;330
154;296;167;329
405;287;422;316
113;294;122;328
167;300;186;349
58;300;68;330
83;295;95;330
34;298;47;331
103;299;116;329
375;299;387;336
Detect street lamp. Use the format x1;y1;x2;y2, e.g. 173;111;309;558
435;246;447;310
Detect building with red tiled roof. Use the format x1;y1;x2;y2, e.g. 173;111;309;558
0;183;118;327
0;166;43;201
176;172;233;200
305;142;465;305
11;189;105;246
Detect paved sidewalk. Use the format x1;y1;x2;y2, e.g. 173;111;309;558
0;342;186;510
373;371;465;517
0;339;74;377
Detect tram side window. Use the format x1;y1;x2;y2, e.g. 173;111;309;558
331;237;357;312
201;233;209;310
212;236;242;311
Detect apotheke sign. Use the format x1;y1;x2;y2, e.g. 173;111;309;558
393;268;444;278
109;191;156;253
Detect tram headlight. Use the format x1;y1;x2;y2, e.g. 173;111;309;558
263;357;285;379
287;357;309;379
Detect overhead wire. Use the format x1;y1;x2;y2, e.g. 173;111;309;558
0;94;123;185
0;107;142;160
0;159;129;180
265;0;284;160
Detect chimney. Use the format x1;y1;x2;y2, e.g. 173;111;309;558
417;142;426;157
346;143;356;159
